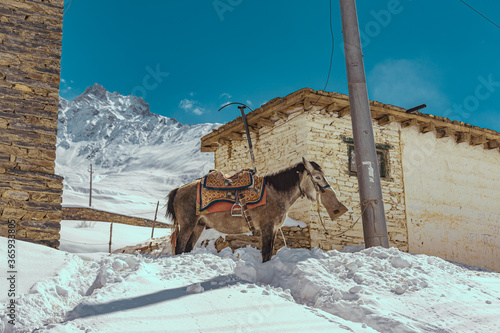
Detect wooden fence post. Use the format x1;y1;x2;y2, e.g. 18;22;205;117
151;201;159;238
109;222;113;254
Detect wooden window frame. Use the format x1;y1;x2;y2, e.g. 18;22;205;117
342;136;392;181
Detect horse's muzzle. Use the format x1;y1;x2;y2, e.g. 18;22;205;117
320;188;348;221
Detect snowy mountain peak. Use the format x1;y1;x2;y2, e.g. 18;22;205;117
56;84;221;215
83;83;108;99
71;83;150;117
57;84;219;170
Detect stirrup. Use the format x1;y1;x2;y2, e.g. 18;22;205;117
231;203;243;217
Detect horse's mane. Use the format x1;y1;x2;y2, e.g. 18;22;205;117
264;161;322;193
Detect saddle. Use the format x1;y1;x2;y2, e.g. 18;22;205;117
203;169;255;191
196;169;266;216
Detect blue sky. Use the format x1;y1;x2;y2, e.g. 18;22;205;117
60;0;500;132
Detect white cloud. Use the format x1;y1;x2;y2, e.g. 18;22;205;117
192;107;204;115
179;98;205;115
246;100;253;106
367;59;449;112
59;78;72;94
220;92;232;99
179;99;194;111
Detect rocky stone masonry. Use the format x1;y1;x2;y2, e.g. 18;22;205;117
62;207;172;229
0;0;64;248
214;226;311;254
304;109;408;251
212;104;408;253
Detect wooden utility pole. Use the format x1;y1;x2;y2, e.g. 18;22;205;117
339;0;389;248
88;163;93;207
151;201;159;238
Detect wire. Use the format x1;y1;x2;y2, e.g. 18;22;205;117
457;0;500;30
324;0;335;91
305;0;335;112
63;0;72;15
60;238;111;245
247;2;338;141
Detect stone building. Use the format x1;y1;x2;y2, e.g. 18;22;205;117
201;88;500;271
0;0;64;248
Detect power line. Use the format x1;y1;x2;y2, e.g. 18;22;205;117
306;0;335;112
63;0;72;14
323;0;335;91
457;0;500;30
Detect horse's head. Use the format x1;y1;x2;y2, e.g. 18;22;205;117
300;157;348;221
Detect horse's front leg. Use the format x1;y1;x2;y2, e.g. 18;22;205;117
261;224;277;263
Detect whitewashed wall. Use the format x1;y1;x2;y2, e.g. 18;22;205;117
401;127;500;271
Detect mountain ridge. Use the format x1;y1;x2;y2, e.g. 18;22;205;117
55;83;220;220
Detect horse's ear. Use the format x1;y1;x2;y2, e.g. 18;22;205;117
302;157;315;173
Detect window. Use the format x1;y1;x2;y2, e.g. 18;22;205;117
342;136;392;180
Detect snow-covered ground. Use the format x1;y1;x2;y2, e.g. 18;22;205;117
1;223;499;333
59;221;172;254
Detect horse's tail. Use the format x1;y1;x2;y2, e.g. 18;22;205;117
166;187;179;221
166;188;179;253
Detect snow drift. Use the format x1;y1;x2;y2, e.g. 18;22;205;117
1;236;498;333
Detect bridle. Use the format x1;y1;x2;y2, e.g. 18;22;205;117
298;169;334;235
298;167;365;238
298;170;330;198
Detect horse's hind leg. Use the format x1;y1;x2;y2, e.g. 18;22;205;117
175;214;198;255
184;220;206;253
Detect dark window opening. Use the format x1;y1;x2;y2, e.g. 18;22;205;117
347;144;389;179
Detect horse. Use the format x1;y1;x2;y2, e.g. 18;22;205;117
166;157;348;262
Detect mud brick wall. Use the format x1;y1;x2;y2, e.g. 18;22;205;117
62;207;172;229
0;0;64;248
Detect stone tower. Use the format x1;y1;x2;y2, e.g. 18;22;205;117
0;0;64;248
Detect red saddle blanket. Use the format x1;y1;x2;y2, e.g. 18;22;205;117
196;172;266;215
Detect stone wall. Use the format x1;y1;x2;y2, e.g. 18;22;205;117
0;0;64;247
401;127;500;271
62;207;172;229
213;105;408;252
215;225;311;254
304;108;408;251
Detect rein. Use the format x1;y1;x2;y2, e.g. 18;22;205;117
327;198;381;237
300;170;332;234
302;170;381;238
